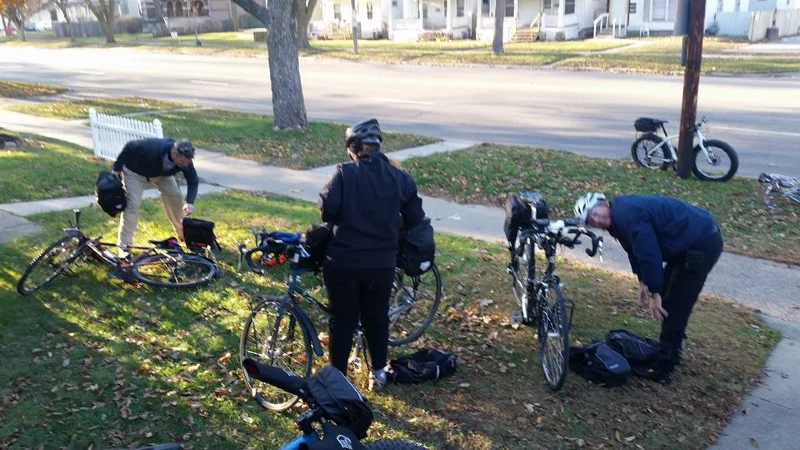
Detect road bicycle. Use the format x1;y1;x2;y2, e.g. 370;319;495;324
507;214;603;391
16;209;218;296
631;116;739;182
238;228;442;410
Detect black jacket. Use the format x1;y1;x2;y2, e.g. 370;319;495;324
608;195;719;294
113;138;199;204
319;151;425;269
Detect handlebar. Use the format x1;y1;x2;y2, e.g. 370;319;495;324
563;227;603;258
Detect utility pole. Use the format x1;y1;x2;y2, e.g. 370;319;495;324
350;0;359;54
676;0;706;179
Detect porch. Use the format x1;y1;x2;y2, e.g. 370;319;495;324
389;0;473;41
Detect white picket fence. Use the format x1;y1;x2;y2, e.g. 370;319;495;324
89;108;163;161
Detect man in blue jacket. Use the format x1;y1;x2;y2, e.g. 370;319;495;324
574;193;723;383
113;138;199;257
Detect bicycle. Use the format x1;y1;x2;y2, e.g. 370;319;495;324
242;358;427;450
759;172;800;209
238;228;443;411
16;209;218;296
631;116;739;182
507;215;603;391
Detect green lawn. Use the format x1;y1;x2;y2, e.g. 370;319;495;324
0;80;68;98
13;98;439;169
10;96;194;120
402;144;800;265
2;32;795;74
0;134;108;203
0;190;779;449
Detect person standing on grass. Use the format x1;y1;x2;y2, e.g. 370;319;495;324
318;118;425;392
574;193;723;383
113;138;199;258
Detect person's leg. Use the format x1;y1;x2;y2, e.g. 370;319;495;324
151;175;184;240
358;268;394;371
117;168;147;256
323;266;361;375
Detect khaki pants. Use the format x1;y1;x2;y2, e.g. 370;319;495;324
117;167;184;252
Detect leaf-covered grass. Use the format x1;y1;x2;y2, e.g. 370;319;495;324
556;53;800;75
0;191;780;449
618;36;750;54
13;99;438;169
402;144;800;265
11;96;194;120
0;80;67;98
0;134;109;203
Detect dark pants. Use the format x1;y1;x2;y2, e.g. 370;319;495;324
323;266;395;375
658;227;724;364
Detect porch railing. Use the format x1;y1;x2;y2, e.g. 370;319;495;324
593;12;609;38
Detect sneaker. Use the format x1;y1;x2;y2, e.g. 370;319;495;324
369;369;387;393
632;360;675;384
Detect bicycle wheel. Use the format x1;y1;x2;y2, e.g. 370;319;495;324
365;439;428;450
388;264;443;346
131;253;217;288
240;296;313;411
17;234;85;296
245;244;291;282
631;134;668;170
692;140;739;182
537;282;569;391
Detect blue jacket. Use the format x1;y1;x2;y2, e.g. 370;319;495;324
608;195;718;294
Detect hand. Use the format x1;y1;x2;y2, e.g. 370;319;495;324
183;203;194;216
649;293;669;322
638;281;650;309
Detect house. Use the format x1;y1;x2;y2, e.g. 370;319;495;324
311;0;477;40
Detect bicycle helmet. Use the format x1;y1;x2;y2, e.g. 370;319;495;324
175;140;195;158
345;118;383;147
574;192;607;224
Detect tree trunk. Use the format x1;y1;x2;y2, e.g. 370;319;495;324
492;0;503;54
294;0;317;49
56;3;76;42
85;0;116;43
267;0;308;129
1;14;7;30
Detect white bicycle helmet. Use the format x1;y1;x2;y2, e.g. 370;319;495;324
574;192;607;224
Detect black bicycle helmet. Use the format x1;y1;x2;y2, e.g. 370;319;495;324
345;118;382;147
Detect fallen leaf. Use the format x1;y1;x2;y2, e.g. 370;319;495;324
536;416;544;424
750;438;759;447
458;383;470;388
62;359;70;368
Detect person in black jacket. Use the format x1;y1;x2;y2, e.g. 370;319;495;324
318;118;425;392
574;193;723;383
113;138;199;256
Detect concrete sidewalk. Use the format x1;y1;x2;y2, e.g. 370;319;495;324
2;108;799;450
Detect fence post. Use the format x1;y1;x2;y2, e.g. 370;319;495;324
154;119;164;139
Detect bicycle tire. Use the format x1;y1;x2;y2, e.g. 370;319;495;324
692;140;739;182
388;263;443;347
364;439;428;450
511;241;531;309
17;234;85;296
131;253;218;288
240;296;313;411
538;282;570;391
631;134;668;170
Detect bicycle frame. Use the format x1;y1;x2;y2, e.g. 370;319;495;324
644;122;713;165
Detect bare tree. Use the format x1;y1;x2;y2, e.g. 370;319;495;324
83;0;116;43
1;0;48;41
50;0;75;41
294;0;318;48
492;0;504;55
229;0;309;129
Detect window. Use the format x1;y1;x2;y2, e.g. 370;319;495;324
717;0;723;12
50;9;58;21
652;0;667;20
392;0;397;5
334;3;341;19
505;0;514;16
482;0;490;14
366;1;373;19
457;0;464;16
565;0;575;14
734;0;741;11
